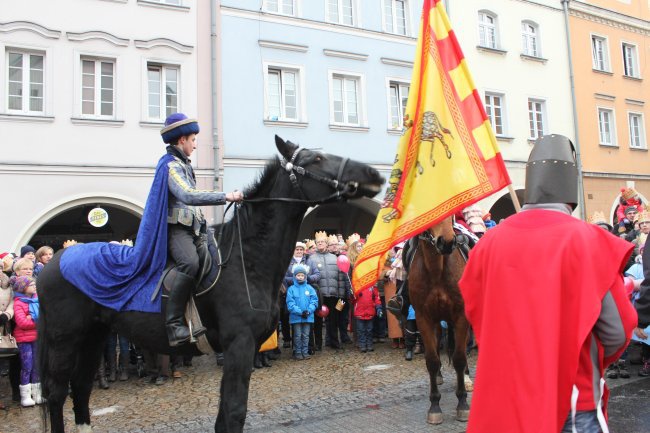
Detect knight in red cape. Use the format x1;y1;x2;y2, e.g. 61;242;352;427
459;134;637;433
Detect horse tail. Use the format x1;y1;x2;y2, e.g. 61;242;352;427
446;322;455;365
38;315;50;433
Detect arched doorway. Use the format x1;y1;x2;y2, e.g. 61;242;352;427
298;198;380;241
20;196;143;251
489;189;525;223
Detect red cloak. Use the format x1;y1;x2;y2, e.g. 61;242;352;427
459;209;637;433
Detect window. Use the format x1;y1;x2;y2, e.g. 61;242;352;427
484;93;505;135
478;12;497;49
264;0;295;16
328;0;354;26
598;108;615;146
521;22;539;57
384;0;408;36
629;113;646;149
147;64;178;121
150;0;182;4
265;67;299;121
591;35;609;71
81;57;115;118
527;99;545;139
388;81;409;130
331;73;362;125
6;50;44;114
623;43;638;78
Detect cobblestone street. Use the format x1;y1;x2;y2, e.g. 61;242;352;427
1;342;647;432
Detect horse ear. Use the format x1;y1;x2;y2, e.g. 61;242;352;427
275;135;298;160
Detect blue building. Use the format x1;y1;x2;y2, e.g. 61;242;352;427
219;0;423;237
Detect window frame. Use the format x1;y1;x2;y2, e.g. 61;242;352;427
5;48;46;115
262;61;307;123
521;20;540;57
326;0;357;27
591;34;610;72
484;91;507;136
382;0;410;36
386;78;410;131
527;98;547;140
478;10;498;49
622;42;639;78
628;111;646;149
263;0;298;17
328;69;367;127
597;107;617;147
145;61;180;123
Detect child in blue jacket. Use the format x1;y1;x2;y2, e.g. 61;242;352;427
286;265;318;360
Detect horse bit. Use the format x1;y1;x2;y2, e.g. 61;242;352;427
419;230;471;262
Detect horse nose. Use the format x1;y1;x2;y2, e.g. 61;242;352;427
368;166;384;183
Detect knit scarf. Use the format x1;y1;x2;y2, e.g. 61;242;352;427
15;294;39;323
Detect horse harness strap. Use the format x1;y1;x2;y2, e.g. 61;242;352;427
419;231;471;263
279;148;357;204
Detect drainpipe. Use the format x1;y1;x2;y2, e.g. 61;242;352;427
211;0;223;220
562;0;586;220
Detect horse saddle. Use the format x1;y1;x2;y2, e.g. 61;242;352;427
155;227;221;301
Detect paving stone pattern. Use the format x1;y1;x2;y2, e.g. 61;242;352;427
0;342;644;432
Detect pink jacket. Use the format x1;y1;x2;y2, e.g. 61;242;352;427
13;296;37;343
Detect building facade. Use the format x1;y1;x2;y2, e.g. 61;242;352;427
0;0;212;251
568;0;650;222
218;0;423;238
447;0;576;219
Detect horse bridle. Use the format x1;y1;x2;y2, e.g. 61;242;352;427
419;231;470;262
278;147;358;203
217;147;361;311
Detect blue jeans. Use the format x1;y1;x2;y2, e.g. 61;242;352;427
356;318;373;350
292;323;311;356
560;410;602;433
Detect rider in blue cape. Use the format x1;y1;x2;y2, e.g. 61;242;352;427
61;113;243;346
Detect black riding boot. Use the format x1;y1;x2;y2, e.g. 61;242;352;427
165;271;206;347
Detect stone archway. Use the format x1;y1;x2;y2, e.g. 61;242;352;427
19;195;143;251
298;197;380;241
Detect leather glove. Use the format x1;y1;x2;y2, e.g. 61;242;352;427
301;311;309;318
0;313;7;327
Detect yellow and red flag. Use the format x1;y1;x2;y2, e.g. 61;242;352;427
352;0;511;293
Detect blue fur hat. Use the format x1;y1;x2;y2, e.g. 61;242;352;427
293;264;307;277
160;113;200;144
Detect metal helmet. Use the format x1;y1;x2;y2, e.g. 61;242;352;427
524;134;578;209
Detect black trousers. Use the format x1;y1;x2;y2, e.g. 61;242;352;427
338;300;351;343
404;319;420;350
309;315;323;351
323;297;342;347
168;225;202;278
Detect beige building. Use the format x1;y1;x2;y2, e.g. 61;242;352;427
569;0;650;223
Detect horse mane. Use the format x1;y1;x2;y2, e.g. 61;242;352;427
211;156;284;247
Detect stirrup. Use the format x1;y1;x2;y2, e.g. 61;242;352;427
386;295;404;316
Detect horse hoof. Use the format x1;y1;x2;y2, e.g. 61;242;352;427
436;376;444;385
456;409;470;422
427;412;443;424
76;424;93;433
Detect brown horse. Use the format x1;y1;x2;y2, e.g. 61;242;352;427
408;216;471;424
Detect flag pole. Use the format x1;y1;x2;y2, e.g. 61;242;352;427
508;184;521;212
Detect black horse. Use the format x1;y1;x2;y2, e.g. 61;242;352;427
37;136;384;433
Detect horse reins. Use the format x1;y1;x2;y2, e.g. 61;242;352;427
215;147;358;311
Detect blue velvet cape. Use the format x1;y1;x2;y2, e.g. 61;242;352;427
60;154;174;312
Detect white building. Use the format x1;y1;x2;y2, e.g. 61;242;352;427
447;0;575;219
0;0;213;251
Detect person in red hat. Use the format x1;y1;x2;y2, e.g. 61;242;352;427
459;135;637;433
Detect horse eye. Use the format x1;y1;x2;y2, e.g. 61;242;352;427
314;156;322;163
